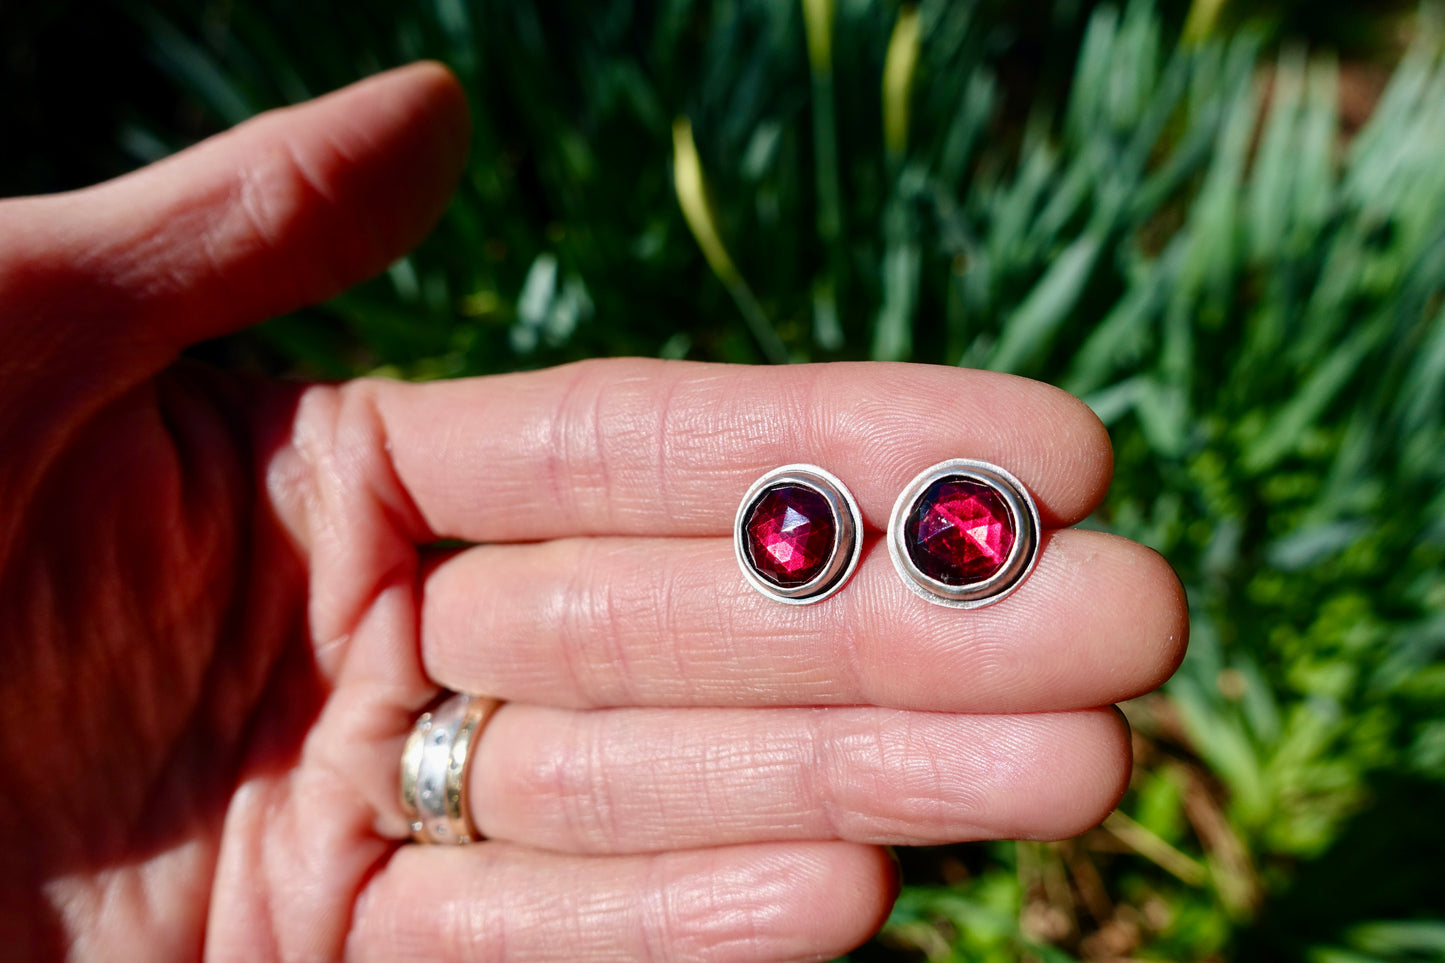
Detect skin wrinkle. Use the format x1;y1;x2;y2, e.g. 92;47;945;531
590;713;631;853
190;145;328;329
734;733;804;828
555;710;608;853
635;852;673;963
651;369;683;527
82;181;216;319
655;541;697;704
299;385;428;684
697;857;782;962
791;366;828;481
831;714;899;840
105;856;192;961
692;738;738;839
448;858;483;963
698;563;749;700
415;416;462;539
438;550;501;694
382;385;485;541
586;369;616;532
349;380;434;546
618;540;673;705
316;592;420;817
260;408;318;559
579;875;640;959
776;371;823;475
567;541;626;705
650;370;710;530
538;557;584;700
284;388;350;629
561;543;613;705
803;708;847;842
270;107;403;302
703;867;761;962
913;711;989;838
234;154;285;266
564;366;619;530
834;539;896;705
865;713;903;836
547;365;593;536
465;854;511;963
595;543;641;702
695;373;795;482
300;390;368;663
215;780;286;962
822;581;871;705
676;851;744;962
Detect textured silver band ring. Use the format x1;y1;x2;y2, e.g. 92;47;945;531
887;459;1042;609
399;692;501;844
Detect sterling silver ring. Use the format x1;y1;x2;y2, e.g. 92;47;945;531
399;692;501;844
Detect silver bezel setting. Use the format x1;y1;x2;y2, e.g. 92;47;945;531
887;459;1041;609
734;464;863;605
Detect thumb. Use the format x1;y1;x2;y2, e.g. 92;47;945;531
0;61;470;374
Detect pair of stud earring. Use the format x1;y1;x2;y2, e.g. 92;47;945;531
734;460;1042;608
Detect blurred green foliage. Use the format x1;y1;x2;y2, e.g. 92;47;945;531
6;0;1444;959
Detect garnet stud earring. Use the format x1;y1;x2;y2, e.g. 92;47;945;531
735;465;863;604
887;459;1041;608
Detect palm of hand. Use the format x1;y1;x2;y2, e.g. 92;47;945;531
0;66;1187;962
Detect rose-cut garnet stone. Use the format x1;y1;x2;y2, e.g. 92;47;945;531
743;484;837;587
905;476;1016;585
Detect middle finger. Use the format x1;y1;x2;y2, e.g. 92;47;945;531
421;528;1186;712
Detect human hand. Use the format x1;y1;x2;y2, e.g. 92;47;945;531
0;64;1187;961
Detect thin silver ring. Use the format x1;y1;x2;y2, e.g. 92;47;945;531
399;692;501;844
734;464;863;604
887;459;1041;609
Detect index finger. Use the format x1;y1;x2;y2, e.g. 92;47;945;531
365;358;1112;543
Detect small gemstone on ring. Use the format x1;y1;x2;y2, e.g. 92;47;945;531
743;484;837;587
905;476;1016;585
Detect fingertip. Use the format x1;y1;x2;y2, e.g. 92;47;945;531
1106;703;1135;812
1070;706;1134;838
816;364;1115;527
371;60;473;185
257;60;471;291
1144;546;1191;688
1032;379;1115;525
993;707;1135;842
38;61;474;355
781;842;899;960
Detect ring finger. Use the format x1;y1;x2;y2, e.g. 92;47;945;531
454;703;1129;855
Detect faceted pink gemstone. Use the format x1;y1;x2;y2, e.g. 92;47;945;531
905;477;1016;585
744;485;836;587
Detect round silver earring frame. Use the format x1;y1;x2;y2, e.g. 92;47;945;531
887;459;1042;609
734;464;864;605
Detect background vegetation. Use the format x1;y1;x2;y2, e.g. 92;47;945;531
5;0;1443;959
